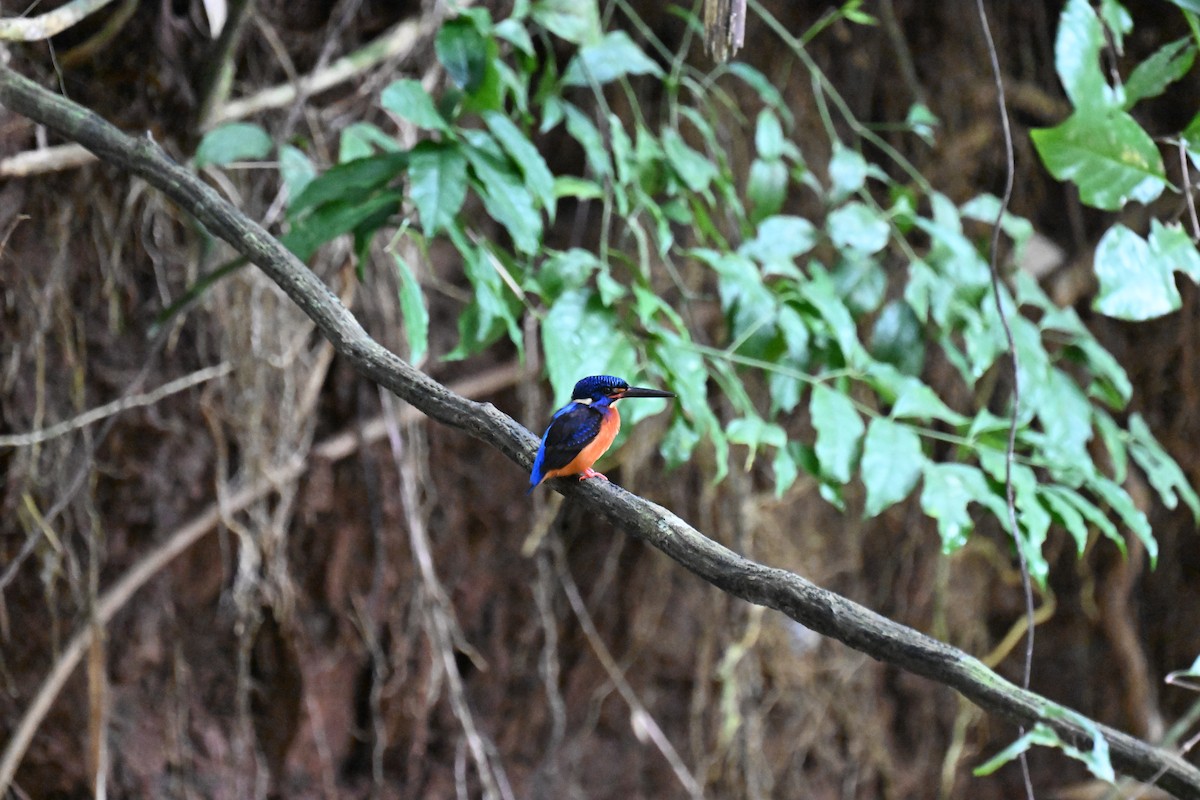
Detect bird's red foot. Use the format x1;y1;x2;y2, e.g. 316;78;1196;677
578;468;609;482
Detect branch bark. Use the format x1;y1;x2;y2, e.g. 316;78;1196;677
0;64;1197;798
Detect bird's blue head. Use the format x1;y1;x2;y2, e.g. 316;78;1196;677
571;375;675;404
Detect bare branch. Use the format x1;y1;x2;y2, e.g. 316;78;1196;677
0;0;118;41
0;63;1197;800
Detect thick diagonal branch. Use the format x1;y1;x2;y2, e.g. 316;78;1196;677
0;64;1196;798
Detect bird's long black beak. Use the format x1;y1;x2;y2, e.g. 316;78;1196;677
619;386;676;399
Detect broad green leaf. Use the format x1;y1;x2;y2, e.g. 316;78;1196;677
1054;0;1113;108
408;141;468;235
564;104;611;178
662;128;717;193
1039;485;1090;553
905;102;939;145
799;266;869;367
282;190;402;261
339;122;401;162
739;215;817;268
747;158;788;223
381;79;451;132
1098;0;1132;49
727;416;787;468
563;31;663;86
1039;368;1093;470
288;153;408;217
436;16;490;93
483;112;557;216
535;248;602;297
865;361;964;425
828;144;866;201
870;300;925;376
278;144;316;198
755;110;785;160
810;383;864;484
1088;473;1156;566
920;462;996;551
195;123;272;168
1031;109;1167;211
1149;219;1200;282
494;18;535;56
1092;408;1128;483
1093;224;1180;320
1043;484;1124;554
827;201;889;255
532;0;601;44
860;418;924;517
1128;413;1200;522
393;253;429;364
1123;38;1195;108
463;132;542;255
773;444;800;497
661;414;701;469
960;194;1034;267
543;291;638;406
831;254;886;315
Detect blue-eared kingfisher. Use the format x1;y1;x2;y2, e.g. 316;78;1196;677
529;375;675;492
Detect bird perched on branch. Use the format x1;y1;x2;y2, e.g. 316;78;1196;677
529;375;675;492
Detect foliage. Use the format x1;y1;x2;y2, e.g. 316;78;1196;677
193;0;1200;580
1031;0;1200;320
188;0;1200;782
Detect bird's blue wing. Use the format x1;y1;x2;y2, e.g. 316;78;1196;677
529;403;603;488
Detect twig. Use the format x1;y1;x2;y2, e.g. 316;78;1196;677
0;0;118;41
553;538;705;799
0;362;232;447
1;63;1197;799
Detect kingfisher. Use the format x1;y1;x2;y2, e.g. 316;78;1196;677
528;375;675;492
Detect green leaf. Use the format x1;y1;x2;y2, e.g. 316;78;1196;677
288;153;408;217
1149;219;1200;282
1039;368;1093;470
463;133;542;255
739;215;817;268
408;141;468;235
724;63;792;126
755;109;785;160
1088;473;1156;566
483;112;557;216
1092;408;1128;483
1123;37;1196;108
195;123;272;168
773;444;800;497
532;0;601;44
1054;0;1114;108
393;253;429;364
800;266;870;367
381;79;451;132
1128;413;1200;522
563;31;663;86
662;128;717;193
1093;224;1181;320
338;122;400;162
828;144;867;201
860;418;924;517
727;416;787;468
977;721;1114;783
564;104;611;178
1039;485;1090;554
870;300;925;376
1042;485;1124;555
278;145;316;198
495;18;535;56
810;383;864;484
832;254;886;315
543;290;638;406
282;190;403;261
747;158;788;223
827;201;890;255
535;248;602;297
1031;109;1167;211
436;17;490;93
920;463;995;552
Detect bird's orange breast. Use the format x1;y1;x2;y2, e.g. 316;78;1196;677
542;406;621;480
